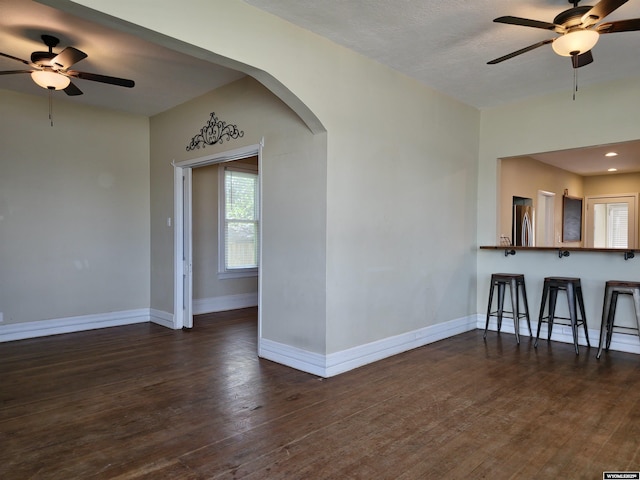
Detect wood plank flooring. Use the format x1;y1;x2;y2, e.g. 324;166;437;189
2;307;640;479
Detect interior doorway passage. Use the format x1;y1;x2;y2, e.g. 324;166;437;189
191;158;259;316
173;142;263;331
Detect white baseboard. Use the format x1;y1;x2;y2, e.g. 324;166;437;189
0;309;151;343
193;292;258;315
259;314;479;378
259;338;327;377
150;309;176;329
479;315;640;355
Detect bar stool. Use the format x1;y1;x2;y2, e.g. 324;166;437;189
534;277;590;355
484;273;532;344
597;281;640;359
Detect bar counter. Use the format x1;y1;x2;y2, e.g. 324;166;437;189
480;245;638;260
477;245;640;355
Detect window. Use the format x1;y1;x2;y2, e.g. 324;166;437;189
219;164;259;278
594;202;628;248
586;194;637;249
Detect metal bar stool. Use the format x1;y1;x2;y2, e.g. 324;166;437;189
534;277;590;355
597;281;640;359
484;273;532;344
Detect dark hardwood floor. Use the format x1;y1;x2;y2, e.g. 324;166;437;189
2;307;640;479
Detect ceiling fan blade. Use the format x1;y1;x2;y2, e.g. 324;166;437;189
494;16;563;33
581;0;629;28
0;70;32;75
67;70;134;88
571;50;594;68
0;52;33;67
64;81;83;96
597;18;640;33
51;47;87;69
487;39;554;65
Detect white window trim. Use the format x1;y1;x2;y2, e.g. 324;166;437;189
218;163;259;279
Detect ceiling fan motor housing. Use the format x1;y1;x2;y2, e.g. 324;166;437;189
31;51;55;65
554;5;593;28
31;35;60;66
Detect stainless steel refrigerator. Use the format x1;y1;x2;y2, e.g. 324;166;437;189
513;205;534;246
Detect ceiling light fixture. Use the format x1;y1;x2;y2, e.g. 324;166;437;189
608;168;618;172
31;69;71;90
551;29;599;101
552;29;599;57
30;69;71;127
605;152;618;157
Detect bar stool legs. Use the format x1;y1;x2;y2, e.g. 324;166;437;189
534;277;590;355
597;281;640;359
484;273;532;344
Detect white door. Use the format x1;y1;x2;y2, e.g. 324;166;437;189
183;168;193;328
172;166;193;329
586;194;638;249
536;190;555;247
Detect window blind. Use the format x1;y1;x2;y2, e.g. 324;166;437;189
224;168;259;269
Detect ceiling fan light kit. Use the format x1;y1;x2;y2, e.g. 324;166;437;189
551;28;600;56
31;69;70;90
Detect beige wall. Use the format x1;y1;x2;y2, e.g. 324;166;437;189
0;89;150;324
584;172;640;196
72;0;481;357
7;0;637;363
150;76;328;353
192;159;258;301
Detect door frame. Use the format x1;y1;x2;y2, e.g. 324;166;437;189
585;193;638;248
536;190;556;247
172;141;263;330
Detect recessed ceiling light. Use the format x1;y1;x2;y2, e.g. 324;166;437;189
605;152;618;157
608;168;618;172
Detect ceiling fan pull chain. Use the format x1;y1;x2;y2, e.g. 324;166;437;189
48;87;54;126
571;52;579;101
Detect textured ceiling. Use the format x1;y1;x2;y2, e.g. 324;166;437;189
244;0;640;108
1;0;640;173
0;0;245;116
3;0;640;114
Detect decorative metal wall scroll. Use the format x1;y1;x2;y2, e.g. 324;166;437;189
186;112;244;151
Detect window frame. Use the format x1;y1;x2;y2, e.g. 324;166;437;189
218;163;260;279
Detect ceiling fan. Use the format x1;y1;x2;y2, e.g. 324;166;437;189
488;0;640;68
0;34;134;96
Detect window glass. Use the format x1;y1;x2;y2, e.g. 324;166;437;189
222;167;259;272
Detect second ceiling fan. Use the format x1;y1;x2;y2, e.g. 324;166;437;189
488;0;640;68
0;34;134;95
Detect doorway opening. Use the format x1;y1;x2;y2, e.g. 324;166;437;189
173;142;263;333
536;190;556;247
585;193;638;249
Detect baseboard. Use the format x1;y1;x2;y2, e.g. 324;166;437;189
193;292;258;315
259;338;327;377
259;314;478;378
479;315;640;355
150;309;175;329
0;309;151;343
